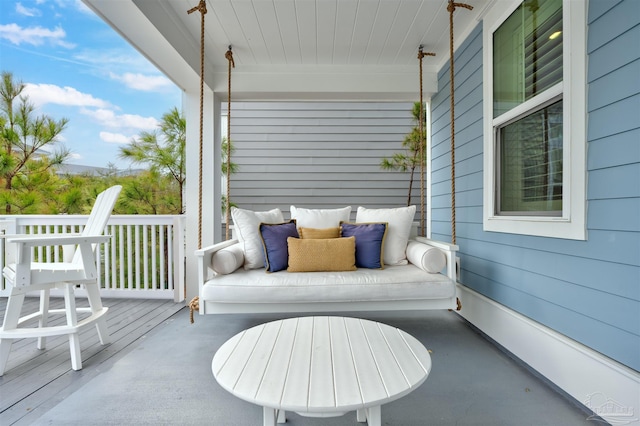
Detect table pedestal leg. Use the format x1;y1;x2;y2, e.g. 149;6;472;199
367;406;381;426
263;407;276;426
357;406;381;426
263;407;286;425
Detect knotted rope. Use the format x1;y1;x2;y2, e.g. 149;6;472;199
447;0;473;245
187;0;207;251
225;46;234;241
188;296;199;324
418;46;435;238
186;0;207;321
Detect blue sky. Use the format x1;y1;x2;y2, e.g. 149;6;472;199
0;0;182;168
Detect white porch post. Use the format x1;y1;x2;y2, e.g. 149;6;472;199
184;89;220;302
212;94;222;243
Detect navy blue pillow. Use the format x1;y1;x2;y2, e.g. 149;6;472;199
340;222;387;269
259;220;299;272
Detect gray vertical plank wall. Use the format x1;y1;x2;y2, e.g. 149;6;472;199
223;101;420;221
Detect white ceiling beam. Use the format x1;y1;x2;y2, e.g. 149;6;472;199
209;65;438;101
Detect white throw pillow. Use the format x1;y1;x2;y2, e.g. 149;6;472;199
231;207;284;269
406;241;446;273
290;205;351;229
356;205;416;266
210;244;245;275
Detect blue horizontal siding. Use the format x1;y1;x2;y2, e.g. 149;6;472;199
588;163;640;199
588;94;640;140
587;0;639;51
457;223;639;300
588;199;640;232
461;269;639;370
588;0;624;24
431;2;640;371
588;59;640;111
459;248;638;335
588;129;640;170
587;25;639;81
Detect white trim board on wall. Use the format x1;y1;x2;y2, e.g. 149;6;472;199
456;284;640;425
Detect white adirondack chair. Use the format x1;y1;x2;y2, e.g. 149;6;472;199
0;185;122;375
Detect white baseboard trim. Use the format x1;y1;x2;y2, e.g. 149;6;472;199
456;284;640;425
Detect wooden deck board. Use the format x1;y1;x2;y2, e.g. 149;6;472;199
0;296;184;424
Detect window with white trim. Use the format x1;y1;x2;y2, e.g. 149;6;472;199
483;0;587;240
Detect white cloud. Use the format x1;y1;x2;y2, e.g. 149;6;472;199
16;2;41;17
74;49;160;76
109;72;173;92
100;132;131;144
81;108;158;131
23;83;111;108
0;23;75;48
73;0;94;15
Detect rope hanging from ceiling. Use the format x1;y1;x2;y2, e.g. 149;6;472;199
447;0;473;245
186;0;207;322
417;45;435;238
225;46;234;241
187;0;207;251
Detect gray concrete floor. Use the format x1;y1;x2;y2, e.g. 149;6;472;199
27;308;600;425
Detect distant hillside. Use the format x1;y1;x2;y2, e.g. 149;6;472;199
55;164;144;177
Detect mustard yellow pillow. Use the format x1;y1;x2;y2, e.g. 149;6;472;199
299;227;340;239
287;237;357;272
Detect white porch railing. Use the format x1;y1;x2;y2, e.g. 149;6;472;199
0;215;186;302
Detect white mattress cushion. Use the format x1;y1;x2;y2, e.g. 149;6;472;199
202;264;455;304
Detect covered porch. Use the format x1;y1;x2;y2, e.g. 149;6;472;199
2;0;638;424
0;297;597;425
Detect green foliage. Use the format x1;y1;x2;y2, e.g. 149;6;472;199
380;101;427;206
117;170;180;215
0;71;70;213
221;136;239;214
118;107;186;213
221;137;239;175
0;72;189;216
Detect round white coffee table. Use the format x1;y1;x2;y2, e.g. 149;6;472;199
212;316;432;426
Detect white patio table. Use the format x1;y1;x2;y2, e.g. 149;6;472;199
212;316;432;426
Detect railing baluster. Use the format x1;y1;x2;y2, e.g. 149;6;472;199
134;224;140;291
167;224;173;291
37;225;43;262
141;225;146;290
119;225;126;291
110;224;117;291
159;225;166;290
151;225;157;290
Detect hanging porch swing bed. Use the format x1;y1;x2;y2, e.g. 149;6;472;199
189;0;467;316
195;206;460;315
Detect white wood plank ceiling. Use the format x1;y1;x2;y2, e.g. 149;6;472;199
167;0;486;69
90;0;488;99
